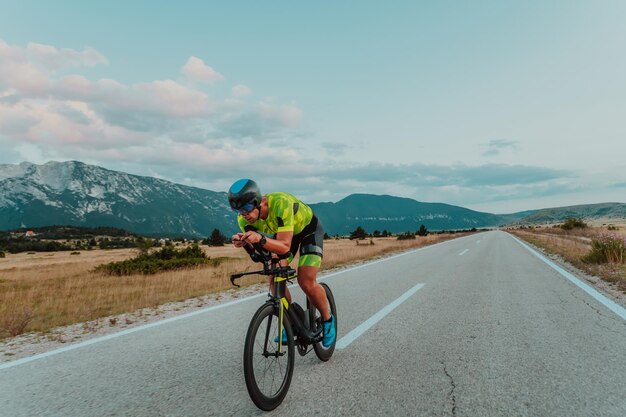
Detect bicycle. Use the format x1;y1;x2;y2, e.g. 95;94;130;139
230;243;338;411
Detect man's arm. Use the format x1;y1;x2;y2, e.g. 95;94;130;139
240;230;292;255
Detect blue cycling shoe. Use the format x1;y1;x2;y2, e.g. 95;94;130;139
322;314;336;347
273;328;288;344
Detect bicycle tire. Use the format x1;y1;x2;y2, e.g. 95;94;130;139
307;283;337;361
243;303;295;411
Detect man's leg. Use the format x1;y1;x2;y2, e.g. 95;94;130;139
268;275;292;304
297;265;330;320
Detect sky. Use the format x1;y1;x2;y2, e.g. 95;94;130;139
1;1;625;214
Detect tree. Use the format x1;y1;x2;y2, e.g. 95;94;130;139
206;228;227;246
99;238;110;249
135;237;154;254
417;224;429;236
349;226;367;240
381;230;389;237
373;230;381;237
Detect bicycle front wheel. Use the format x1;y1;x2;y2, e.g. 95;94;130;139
243;303;295;411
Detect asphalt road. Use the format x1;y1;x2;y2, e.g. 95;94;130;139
1;231;625;417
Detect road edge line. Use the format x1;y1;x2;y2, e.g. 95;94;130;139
508;233;626;321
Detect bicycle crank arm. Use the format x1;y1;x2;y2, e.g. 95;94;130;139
300;328;323;344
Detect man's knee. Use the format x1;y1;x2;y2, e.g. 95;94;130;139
298;276;315;293
297;267;318;292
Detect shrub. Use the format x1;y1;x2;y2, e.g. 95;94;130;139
397;232;416;240
70;251;81;255
0;307;33;337
96;243;212;275
560;218;588;230
97;257;212;276
135;237;154;254
0;251;4;258
582;234;626;264
99;238;137;250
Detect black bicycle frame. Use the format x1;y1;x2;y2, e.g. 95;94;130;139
271;279;322;344
230;242;322;348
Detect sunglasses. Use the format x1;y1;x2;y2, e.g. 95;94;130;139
234;202;256;215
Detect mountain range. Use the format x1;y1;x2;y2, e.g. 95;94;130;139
0;161;234;237
1;161;624;237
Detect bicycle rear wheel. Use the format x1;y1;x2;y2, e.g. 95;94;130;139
243;303;295;411
307;283;337;361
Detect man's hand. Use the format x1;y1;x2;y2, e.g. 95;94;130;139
232;233;247;248
241;231;262;245
232;231;263;247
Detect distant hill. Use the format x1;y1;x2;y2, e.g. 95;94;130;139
309;194;529;235
515;203;626;225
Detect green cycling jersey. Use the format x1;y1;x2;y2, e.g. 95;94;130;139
237;192;314;235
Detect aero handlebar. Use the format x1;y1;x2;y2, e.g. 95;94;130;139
230;242;296;287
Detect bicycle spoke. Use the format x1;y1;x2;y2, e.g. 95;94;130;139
250;312;289;398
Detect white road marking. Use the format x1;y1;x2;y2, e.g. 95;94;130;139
459;249;469;256
509;234;626;321
335;282;425;349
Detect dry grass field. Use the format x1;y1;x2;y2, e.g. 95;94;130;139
510;223;626;293
0;233;471;339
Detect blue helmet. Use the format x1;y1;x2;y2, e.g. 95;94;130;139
228;179;262;212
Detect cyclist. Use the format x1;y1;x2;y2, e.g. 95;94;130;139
228;178;336;347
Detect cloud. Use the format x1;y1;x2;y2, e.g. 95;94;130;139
483;139;519;156
1;40;303;157
257;100;302;128
0;54;50;94
0;104;39;135
181;56;224;84
0;39;107;95
321;141;350;156
316;162;571;187
135;80;213;117
232;84;252;97
26;42;108;70
213;99;303;139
